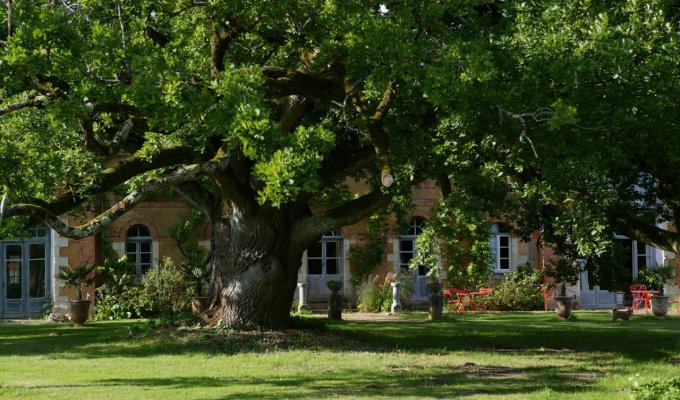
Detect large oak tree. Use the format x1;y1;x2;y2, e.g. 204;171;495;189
2;0;680;327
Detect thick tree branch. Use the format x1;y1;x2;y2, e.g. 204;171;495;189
292;188;395;249
0;95;46;117
173;181;220;223
210;16;260;78
6;145;206;219
262;67;345;101
610;212;680;254
7;153;230;239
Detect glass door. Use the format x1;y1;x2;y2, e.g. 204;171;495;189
306;232;343;296
3;243;25;317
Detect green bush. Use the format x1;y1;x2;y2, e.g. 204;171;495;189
94;257;195;319
94;257;138;321
357;273;411;312
480;264;544;311
135;257;195;317
631;376;680;400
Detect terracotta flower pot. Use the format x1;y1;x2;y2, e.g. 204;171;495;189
326;280;343;293
69;300;91;327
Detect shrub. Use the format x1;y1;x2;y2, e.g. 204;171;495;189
631;376;680;400
357;273;411;312
134;257;195;317
480;264;544;311
94;257;138;321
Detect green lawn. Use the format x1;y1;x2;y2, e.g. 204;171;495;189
1;311;679;399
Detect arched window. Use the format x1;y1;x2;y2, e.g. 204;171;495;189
398;217;426;274
126;225;153;276
399;217;428;299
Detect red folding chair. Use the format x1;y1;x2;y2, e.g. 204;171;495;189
630;284;650;313
443;288;467;314
540;284;556;311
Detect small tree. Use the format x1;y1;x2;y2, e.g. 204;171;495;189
59;263;95;301
545;258;581;297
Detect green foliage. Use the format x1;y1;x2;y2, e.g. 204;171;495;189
631;376;680;400
167;209;212;296
635;264;675;293
545;258;582;296
93;256;138;321
347;213;388;288
58;263;95;300
95;257;195;320
135;257;195;317
356;273;411;313
481;265;544;311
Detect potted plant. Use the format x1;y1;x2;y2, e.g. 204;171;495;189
59;263;95;326
636;264;675;318
545;258;581;320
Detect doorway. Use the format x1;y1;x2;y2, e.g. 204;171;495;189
1;228;51;318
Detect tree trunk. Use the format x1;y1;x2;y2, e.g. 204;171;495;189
208;204;306;329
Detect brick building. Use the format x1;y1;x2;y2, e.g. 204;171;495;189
1;180;679;317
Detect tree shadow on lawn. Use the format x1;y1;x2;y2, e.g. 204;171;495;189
38;363;604;399
0;311;678;364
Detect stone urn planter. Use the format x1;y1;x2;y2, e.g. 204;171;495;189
191;296;210;315
651;294;669;318
427;282;443;320
327;280;343;320
554;295;574;320
69;300;91;327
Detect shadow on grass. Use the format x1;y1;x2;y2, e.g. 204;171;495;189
1;311;679;364
22;364;606;399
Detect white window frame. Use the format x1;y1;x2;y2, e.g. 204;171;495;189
125;225;153;277
490;224;511;273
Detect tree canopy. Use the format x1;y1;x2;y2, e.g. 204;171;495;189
2;0;680;327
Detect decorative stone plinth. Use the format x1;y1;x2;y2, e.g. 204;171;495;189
391;282;402;313
297;282;310;313
428;282;443;320
327;280;343;320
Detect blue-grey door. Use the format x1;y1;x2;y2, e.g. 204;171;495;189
1;230;50;318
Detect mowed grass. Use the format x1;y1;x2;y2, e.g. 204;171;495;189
1;311;679;399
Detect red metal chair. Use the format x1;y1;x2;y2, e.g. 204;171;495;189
442;288;467;314
540;284;556;311
630;284;650;313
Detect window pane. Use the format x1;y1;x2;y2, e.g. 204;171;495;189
141;253;151;265
638;256;648;269
6;261;22;299
400;240;413;252
500;259;510;270
308;259;322;275
29;259;46;298
126;242;136;253
500;248;509;258
418;265;429;276
400;253;413;264
499;236;509;246
325;241;338;258
30;243;45;259
326;259;338;275
636;241;647;254
307;242;322;258
140;264;151;275
140;242;151;253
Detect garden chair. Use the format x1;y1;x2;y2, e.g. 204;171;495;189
442;288;466;314
630;284;650;313
540;284;556;311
